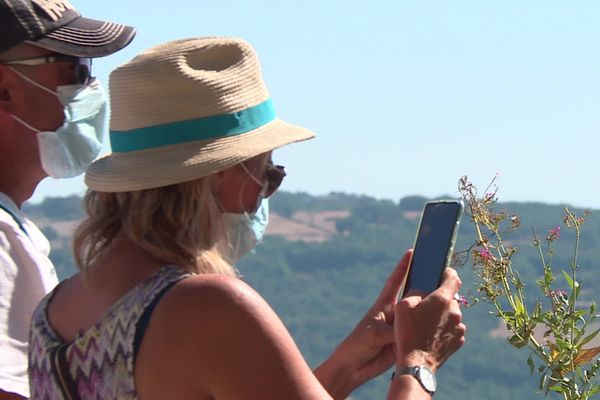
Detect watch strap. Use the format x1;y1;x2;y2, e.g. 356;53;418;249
392;365;436;395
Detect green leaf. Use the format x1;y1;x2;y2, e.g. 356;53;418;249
539;373;547;392
547;385;565;393
508;334;528;348
514;296;526;316
532;301;542;320
536;278;545;287
563;270;575;290
527;354;535;375
575;282;582;298
545;268;554;285
588;386;600;396
556;337;571;352
579;328;600;347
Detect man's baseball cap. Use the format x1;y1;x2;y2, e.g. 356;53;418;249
0;0;136;57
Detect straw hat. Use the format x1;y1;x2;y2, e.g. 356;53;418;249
85;37;315;192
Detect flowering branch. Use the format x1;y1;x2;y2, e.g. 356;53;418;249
458;176;600;399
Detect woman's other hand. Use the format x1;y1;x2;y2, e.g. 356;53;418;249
314;250;412;399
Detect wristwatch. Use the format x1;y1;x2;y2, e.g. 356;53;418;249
393;365;437;395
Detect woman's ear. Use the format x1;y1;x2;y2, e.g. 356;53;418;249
211;169;227;191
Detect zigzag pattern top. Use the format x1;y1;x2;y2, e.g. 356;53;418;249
28;265;191;399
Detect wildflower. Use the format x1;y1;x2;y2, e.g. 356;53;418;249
456;294;469;306
479;248;493;259
547;226;560;242
510;215;521;230
547;289;568;299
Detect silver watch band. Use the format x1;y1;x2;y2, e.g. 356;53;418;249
391;365;436;395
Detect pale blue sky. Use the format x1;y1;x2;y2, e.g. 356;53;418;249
31;0;600;209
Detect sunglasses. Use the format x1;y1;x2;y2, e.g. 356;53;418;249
1;55;93;85
241;162;286;198
263;164;286;198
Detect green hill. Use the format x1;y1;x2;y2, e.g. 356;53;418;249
24;192;600;399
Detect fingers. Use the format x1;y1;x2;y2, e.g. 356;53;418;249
397;293;423;310
393;267;467;372
449;322;467;353
366;322;395;347
446;297;463;325
456;322;467;340
375;249;413;306
436;267;462;299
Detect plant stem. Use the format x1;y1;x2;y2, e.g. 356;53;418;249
570;211;581;386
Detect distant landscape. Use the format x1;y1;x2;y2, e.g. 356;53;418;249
25;191;600;399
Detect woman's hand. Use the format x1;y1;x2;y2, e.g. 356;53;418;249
314;251;413;399
394;267;466;373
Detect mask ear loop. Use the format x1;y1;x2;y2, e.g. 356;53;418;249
240;162;269;210
8;66;58;96
11;113;41;133
5;67;56;132
240;162;268;194
8;67;58;133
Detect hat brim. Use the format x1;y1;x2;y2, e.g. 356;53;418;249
85;119;315;192
32;16;136;58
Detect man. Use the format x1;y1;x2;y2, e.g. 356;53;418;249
0;1;135;398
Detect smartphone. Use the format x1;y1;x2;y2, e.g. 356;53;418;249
401;200;464;297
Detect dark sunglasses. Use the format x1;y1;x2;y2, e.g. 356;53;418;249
263;164;286;198
1;55;93;85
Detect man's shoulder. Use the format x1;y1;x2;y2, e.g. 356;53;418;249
0;213;22;246
0;195;27;237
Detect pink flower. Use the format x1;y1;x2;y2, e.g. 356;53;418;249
547;289;567;299
456;294;469;306
547;227;561;241
479;248;493;259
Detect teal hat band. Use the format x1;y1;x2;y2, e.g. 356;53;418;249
110;99;276;153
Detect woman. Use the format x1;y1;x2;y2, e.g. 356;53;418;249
28;37;465;400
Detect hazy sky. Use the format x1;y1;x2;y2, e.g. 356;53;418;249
31;0;600;209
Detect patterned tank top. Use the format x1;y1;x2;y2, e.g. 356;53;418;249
29;265;191;400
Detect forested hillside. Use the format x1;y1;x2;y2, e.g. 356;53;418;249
25;192;600;399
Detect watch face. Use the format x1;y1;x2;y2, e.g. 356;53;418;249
417;366;437;392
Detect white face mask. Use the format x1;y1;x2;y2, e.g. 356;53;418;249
221;160;274;263
222;196;270;264
10;68;108;179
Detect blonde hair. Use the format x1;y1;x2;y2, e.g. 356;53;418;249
73;175;235;276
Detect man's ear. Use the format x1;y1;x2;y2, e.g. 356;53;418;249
0;66;13;113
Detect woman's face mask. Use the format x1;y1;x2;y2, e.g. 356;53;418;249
222;197;270;263
220;158;284;263
9;67;108;179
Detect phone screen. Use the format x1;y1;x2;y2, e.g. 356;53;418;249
402;200;463;297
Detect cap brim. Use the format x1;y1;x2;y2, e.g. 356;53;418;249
32;16;136;58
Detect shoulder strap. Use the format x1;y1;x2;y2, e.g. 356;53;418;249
133;278;182;358
0;203;29;238
51;343;82;400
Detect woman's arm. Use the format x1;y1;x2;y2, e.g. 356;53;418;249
135;265;464;400
135;274;334;400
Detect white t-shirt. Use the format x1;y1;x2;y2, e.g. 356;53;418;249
0;193;58;397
